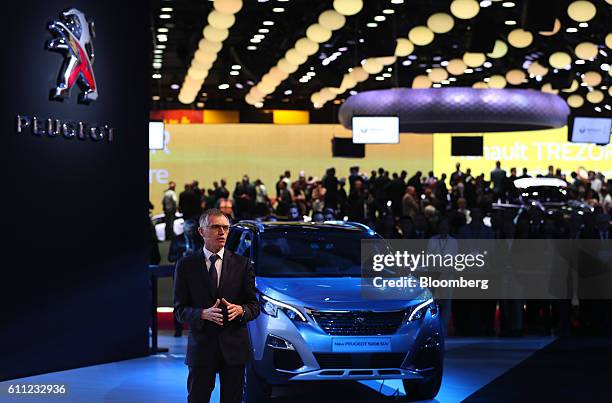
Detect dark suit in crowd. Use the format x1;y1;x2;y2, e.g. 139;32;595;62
174;249;259;403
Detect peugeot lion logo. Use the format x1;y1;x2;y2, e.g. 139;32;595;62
46;8;98;103
355;316;365;325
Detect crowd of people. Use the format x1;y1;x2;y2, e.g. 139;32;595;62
160;162;610;235
156;162;611;337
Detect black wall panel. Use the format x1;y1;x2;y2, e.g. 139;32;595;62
1;0;150;380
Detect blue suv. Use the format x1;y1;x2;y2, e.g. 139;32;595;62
225;221;444;402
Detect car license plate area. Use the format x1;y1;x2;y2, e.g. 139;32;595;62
332;337;391;352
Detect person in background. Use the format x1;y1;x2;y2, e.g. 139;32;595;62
490;161;506;201
450;162;464;186
322;167;338;211
347;179;367;223
254;179;270;218
519;168;531;179
162;181;178;241
424;171;436;187
214;179;230;201
545;165;555;178
402;186;420;219
426;218;458;336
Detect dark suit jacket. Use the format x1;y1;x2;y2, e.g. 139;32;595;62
173;249;259;367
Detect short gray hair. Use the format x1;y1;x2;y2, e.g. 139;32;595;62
199;208;228;228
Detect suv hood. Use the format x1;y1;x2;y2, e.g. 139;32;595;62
256;277;429;311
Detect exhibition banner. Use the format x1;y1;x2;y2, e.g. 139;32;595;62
433;128;612;179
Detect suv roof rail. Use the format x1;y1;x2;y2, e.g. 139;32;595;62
323;220;376;234
233;220;265;232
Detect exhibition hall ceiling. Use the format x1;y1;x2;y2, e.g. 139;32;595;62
150;0;611;113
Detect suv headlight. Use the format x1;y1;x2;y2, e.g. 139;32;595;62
260;294;307;322
406;298;438;322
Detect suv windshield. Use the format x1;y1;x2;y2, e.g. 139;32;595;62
520;186;567;203
257;230;380;277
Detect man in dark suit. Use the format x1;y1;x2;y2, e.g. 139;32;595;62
174;208;259;403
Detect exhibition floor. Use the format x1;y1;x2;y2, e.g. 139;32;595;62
0;333;553;402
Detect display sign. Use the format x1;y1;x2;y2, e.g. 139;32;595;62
352;116;399;144
332;337;391;352
149;121;165;150
434;128;612;179
570;117;611;145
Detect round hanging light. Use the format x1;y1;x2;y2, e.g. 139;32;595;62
541;83;558;94
447;59;467;75
214;0;243;15
583;71;602;86
528;61;549;76
362;58;383;74
340;74;357;90
487;40;508;59
320;88;336;101
549;52;572;69
609;87;612;97
567;1;596;22
191;59;212;73
539;19;561;36
463;52;486;67
249;86;266;100
428;68;448;83
562;80;579;93
333;0;363;16
178;92;195;105
194;49;217;65
295;37;319;56
586;90;604;103
285;48;307;65
575;42;598;60
395;38;414;57
412;75;432;88
427;13;455;34
257;81;276;95
183;75;204;90
488;75;506;89
277;58;299;74
198;38;223;54
607;33;612;49
567;94;584;108
408;26;435;46
350;67;369;82
261;73;281;87
508;29;533;48
376;56;397;66
306;24;332;43
506;69;526;85
450;0;480;20
187;66;208;81
472;82;489;89
268;67;289;82
245;93;259;106
319;9;346;30
203;25;229;42
208;10;236;29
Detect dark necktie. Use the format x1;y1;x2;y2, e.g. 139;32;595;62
209;254;220;291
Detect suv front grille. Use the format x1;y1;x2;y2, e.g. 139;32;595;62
309;310;406;335
314;353;406;369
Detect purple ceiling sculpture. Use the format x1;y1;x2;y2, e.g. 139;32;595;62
338;88;570;133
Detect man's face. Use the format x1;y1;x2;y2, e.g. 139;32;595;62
198;214;230;252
